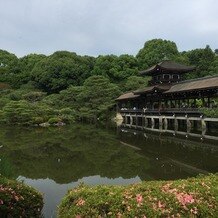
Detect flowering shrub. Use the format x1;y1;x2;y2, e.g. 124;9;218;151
0;176;43;217
58;174;218;217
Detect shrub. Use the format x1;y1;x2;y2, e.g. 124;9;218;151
33;116;44;125
48;117;61;124
0;176;43;217
58;174;218;217
1;100;34;125
22;91;46;102
201;107;218;118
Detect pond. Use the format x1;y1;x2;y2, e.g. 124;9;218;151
0;124;217;217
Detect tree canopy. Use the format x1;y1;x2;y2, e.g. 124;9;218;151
0;38;217;124
92;54;138;83
0;50;20;85
136;39;180;70
78;75;121;121
31;51;95;93
185;45;216;78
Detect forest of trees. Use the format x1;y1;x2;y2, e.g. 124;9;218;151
0;39;217;125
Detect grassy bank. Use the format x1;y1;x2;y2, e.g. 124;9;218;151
0;176;43;217
59;174;218;217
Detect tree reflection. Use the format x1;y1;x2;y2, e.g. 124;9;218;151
0;125;150;183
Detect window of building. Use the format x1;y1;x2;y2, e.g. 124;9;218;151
172;74;179;80
163;74;170;80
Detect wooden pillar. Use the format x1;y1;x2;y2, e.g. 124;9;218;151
135;114;138;126
144;116;148;128
187;99;190;108
151;117;155;129
208;97;210;108
187;118;191;133
125;115;128;124
164;118;168;130
194;99;196;108
201;118;206;132
130;115;133;126
174;118;178;131
202;97;205;107
159;116;163;130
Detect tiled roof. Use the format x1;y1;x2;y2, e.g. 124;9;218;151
165;76;218;93
116;92;139;100
140;60;196;75
134;84;171;94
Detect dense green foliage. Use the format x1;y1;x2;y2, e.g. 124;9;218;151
31;51;95;93
201;108;218;118
58;174;218;217
136;39;181;70
0;50;20;85
92;54;139;83
0;39;217;125
185;45;217;79
0;176;43;217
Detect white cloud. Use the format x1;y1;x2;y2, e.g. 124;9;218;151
0;0;217;57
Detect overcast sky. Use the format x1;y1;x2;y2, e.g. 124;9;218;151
0;0;217;57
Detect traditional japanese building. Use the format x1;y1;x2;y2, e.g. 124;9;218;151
117;60;218;115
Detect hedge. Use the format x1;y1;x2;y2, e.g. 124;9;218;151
59;174;218;217
0;176;43;217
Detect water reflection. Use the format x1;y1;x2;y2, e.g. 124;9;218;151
0;125;149;217
18;175;141;217
0;124;217;217
119;126;218;179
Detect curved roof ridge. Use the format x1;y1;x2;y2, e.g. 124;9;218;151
140;60;196;75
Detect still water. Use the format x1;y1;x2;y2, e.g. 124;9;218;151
0;124;217;217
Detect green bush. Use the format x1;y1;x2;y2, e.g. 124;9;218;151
22;91;46;102
58;174;218;218
1;100;34;125
33;116;44;125
0;176;43;217
201;107;218;118
48;117;61;124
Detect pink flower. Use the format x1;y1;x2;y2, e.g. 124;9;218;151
176;193;195;205
76;198;85;206
0;199;3;205
158;200;165;208
136;194;143;204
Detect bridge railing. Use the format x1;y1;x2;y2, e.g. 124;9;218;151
119;108;201;114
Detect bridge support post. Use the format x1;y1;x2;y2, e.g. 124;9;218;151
135;114;138;126
159;116;163;130
174;118;178;131
164;118;168;130
187;118;191;133
151;117;155;129
130;115;133;126
201;118;206;132
144;116;148;128
125;115;128;124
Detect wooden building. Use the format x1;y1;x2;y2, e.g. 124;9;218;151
116;60;218;116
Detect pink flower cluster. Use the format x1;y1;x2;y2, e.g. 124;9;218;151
176;193;195;206
162;183;195;206
136;194;143;206
76;198;85;206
